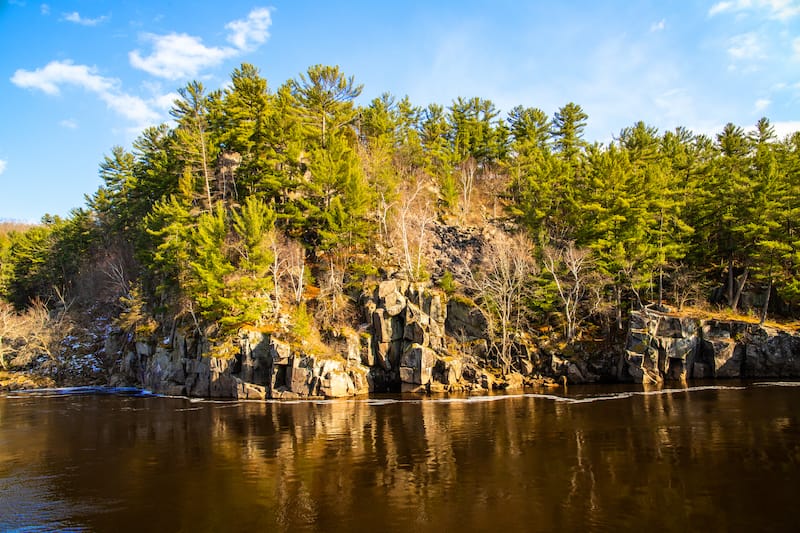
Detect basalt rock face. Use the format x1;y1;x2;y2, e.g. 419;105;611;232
108;278;521;398
359;280;500;393
110;329;372;399
620;310;800;383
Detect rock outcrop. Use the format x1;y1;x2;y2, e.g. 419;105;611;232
111;329;373;400
107;278;527;399
360;279;501;393
621;310;800;383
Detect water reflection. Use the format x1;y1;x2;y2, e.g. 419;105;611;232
1;384;799;532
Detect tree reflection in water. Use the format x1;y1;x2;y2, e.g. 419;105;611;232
1;384;799;532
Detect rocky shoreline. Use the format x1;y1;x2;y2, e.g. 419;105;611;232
620;309;800;383
3;281;800;397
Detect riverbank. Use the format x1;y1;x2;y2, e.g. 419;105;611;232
3;282;800;399
0;370;54;391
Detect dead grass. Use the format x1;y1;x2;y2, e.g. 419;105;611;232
662;305;800;333
0;370;55;391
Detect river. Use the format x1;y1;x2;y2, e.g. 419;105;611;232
1;381;799;532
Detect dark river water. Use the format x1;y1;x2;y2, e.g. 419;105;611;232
1;382;799;532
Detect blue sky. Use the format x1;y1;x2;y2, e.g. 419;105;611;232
1;0;799;222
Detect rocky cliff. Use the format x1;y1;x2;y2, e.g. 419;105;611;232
108;279;528;399
620;310;800;383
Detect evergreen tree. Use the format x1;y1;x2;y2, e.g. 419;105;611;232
552;102;588;164
171;81;218;211
289;64;362;149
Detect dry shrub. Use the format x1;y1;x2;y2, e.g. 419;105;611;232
0;299;72;369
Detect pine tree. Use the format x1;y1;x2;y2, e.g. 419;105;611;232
289;64;363;149
171;81;218;211
552;102;588;165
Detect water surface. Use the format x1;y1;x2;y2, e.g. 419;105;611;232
1;382;799;532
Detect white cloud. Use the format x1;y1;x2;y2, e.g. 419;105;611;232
129;33;236;79
100;92;160;124
10;60;114;95
11;60;161;127
62;11;109;26
226;7;272;51
793;37;800;59
153;92;180;111
754;98;771;111
0;159;6;176
59;119;78;129
40;4;50;15
757;0;800;19
709;1;734;16
709;0;800;20
130;7;273;79
727;32;765;60
772;121;800;138
650;19;666;32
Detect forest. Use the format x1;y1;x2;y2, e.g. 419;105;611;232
1;63;800;368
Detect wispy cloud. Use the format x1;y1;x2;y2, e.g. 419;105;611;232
226;7;272;51
130;7;273;80
709;0;800;20
129;33;236;79
793;37;800;59
10;60;161;126
0;159;6;176
727;32;764;59
727;32;766;67
754;98;771;111
650;19;666;32
40;4;50;15
709;1;735;16
59;118;78;129
62;11;109;26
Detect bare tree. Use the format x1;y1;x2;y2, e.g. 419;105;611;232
670;264;703;310
542;242;596;341
273;236;307;306
392;178;435;281
458;156;478;222
469;231;536;372
315;256;348;331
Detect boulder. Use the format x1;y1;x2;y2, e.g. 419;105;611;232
403;321;428;346
269;337;291;365
704;338;742;378
319;370;351;397
399;343;436;385
288;366;312;395
234;378;267;400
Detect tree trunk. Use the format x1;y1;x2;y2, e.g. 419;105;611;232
731;266;749;313
200;131;213;211
760;273;773;325
727;256;735;309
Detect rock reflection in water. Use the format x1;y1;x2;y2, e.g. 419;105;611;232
1;384;799;532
